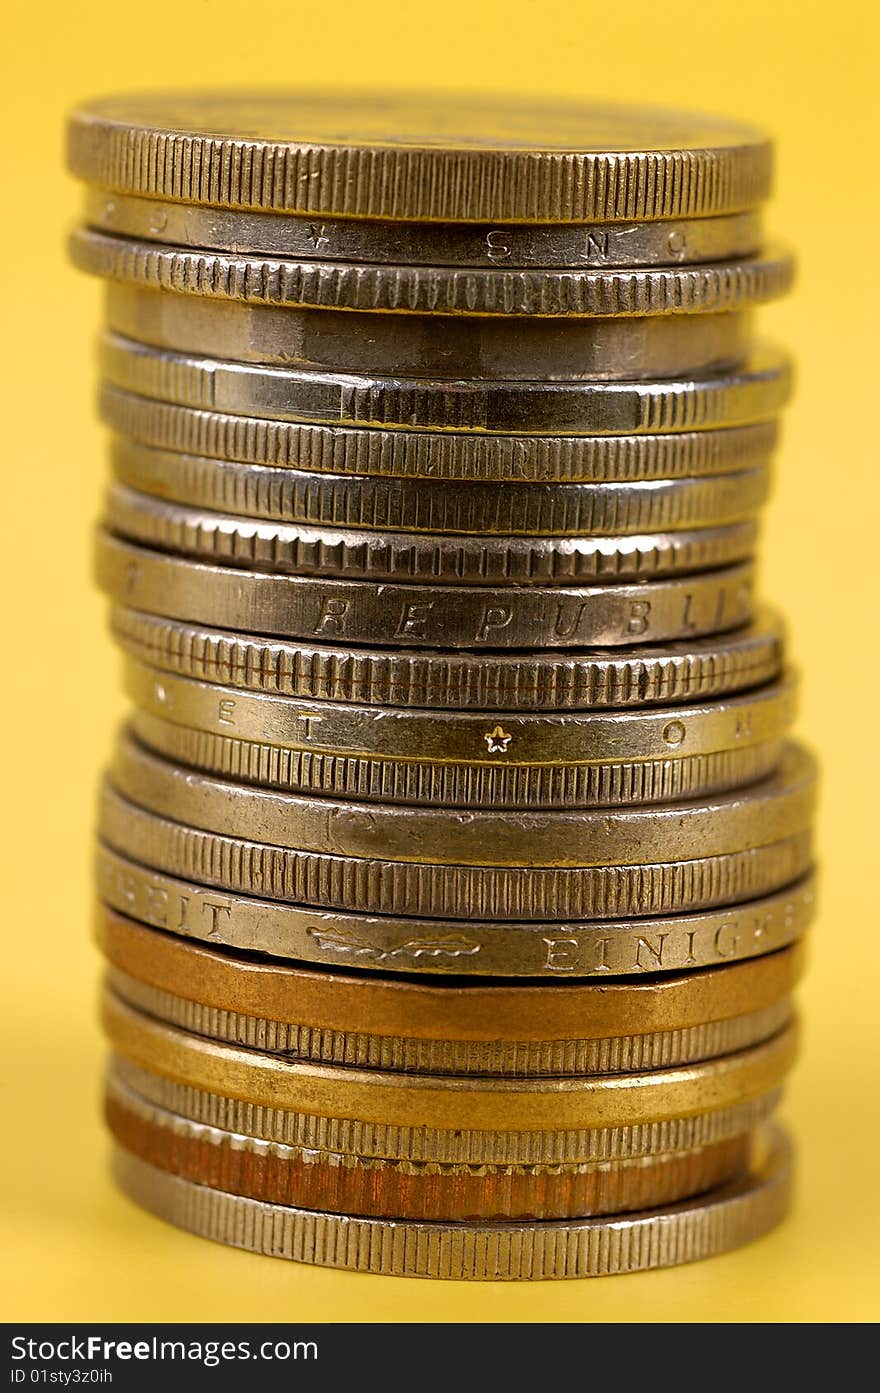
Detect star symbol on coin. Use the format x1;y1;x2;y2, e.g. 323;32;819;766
484;725;513;754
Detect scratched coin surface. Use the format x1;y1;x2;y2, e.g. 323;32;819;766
108;730;816;868
98;777;814;920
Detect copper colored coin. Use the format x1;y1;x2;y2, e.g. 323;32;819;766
104;1069;752;1221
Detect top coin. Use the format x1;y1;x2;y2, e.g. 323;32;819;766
67;91;772;224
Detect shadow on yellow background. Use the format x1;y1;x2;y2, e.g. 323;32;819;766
2;0;877;1322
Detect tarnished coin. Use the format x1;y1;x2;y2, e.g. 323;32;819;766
109;605;787;710
105;1071;753;1221
111;1125;792;1278
109;439;772;539
109;731;816;868
123;659;794;807
96;532;756;648
100;333;792;434
95;842;816;978
67;93;773;222
102;988;798;1130
96;905;802;1074
112;1053;783;1165
100;386;780;482
98;778;814;919
73;229;794;319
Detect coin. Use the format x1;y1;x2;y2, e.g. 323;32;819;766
100;333;792;433
109;439;772;538
111;1124;790;1278
96;533;756;648
95;843;816;978
67;93;773;222
102;989;798;1130
103;284;755;380
98;902;802;1047
85;190;766;269
105;1071;753;1220
100;386;780;482
113;1053;783;1165
109;606;786;710
109;731;816;867
107;966;793;1077
105;482;763;586
123;660;794;807
73;229;794;319
98;779;814;919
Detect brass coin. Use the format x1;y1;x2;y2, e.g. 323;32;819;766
105;1070;753;1221
67;93;773;222
109;605;786;710
110;1124;792;1278
113;1053;783;1165
102;988;798;1131
86;190;765;269
100;386;780;482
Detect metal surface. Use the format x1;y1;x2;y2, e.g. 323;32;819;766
109;605;787;709
95;843;816;977
105;1071;753;1220
110;1126;790;1278
112;1053;783;1165
102;988;798;1130
73;229;794;319
109;439;772;536
103;282;755;379
122;660;794;807
86;190;765;268
67;93;773;222
100;333;792;433
98;778;814;919
101;387;780;481
96;532;757;648
109;731;816;867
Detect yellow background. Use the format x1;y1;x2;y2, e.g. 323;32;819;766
2;0;877;1324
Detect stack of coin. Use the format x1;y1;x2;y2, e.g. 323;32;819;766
68;92;817;1280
